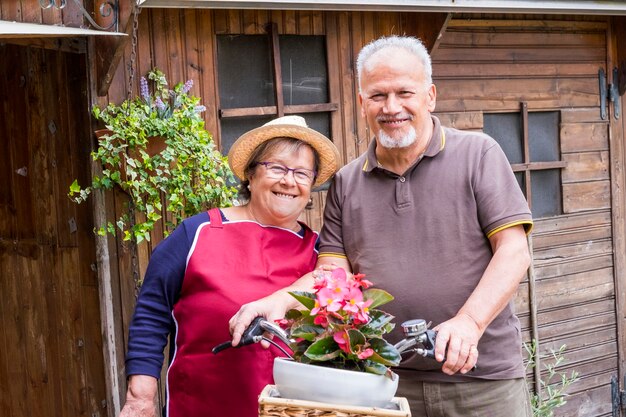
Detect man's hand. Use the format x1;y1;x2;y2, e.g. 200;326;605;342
432;313;482;375
119;375;158;417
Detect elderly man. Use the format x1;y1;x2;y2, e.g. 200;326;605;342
231;35;533;416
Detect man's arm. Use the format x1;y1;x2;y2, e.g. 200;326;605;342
228;255;351;346
433;224;531;375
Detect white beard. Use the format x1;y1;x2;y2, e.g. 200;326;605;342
377;126;418;149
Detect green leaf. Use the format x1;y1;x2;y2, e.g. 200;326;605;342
347;329;366;353
69;179;81;194
367;337;401;366
360;310;395;336
363;360;389;375
304;336;341;361
291;323;324;342
288;291;316;310
363;288;394;309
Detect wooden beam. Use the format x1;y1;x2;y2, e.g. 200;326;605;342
267;22;285;117
401;12;450;55
220;102;338;118
95;0;134;96
0;37;86;53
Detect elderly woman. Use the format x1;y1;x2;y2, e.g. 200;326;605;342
119;116;340;417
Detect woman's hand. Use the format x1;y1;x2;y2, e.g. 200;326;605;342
119;375;158;417
229;291;295;347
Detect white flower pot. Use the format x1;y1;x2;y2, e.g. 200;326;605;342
272;357;399;408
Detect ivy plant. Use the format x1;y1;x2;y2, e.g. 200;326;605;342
69;68;237;243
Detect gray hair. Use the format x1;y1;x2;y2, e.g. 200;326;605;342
356;36;432;92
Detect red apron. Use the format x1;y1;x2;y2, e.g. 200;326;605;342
167;208;317;417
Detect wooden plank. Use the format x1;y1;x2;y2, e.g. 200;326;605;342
0;0;21;21
532;209;611;234
432;62;601;79
434;111;483;130
213;9;228;34
228;9;242;34
6;45;35;240
349;12;369;156
533;239;612;266
242;9;257;35
54;50;79;247
536;267;614;311
563;180;611;213
165;9;185;90
441;31;606;48
0;45;16;239
533;224;611;250
220;103;338;118
297;10;312;36
534;254;614;281
338;12;357;164
0;37;86;53
312;10;324;36
283;10;296;34
447;19;607;31
557;384;612;416
518;299;616;332
433;46;605;63
197;9;220;147
1;252;29;417
325;12;344;166
150;9;170;80
562;151;610;183
561;107;607;123
435;78;600;113
26;47;57;245
561;122;609;153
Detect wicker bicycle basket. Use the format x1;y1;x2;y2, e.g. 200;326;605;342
258;385;411;417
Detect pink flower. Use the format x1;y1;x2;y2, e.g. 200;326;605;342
316;287;343;313
333;330;351;354
342;286;364;314
357;348;374;359
354;273;374;289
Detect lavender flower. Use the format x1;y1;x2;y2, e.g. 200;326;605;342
140;77;150;102
155;97;166;111
182;79;193;94
194;105;207;113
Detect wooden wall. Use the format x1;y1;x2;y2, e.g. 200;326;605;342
0;44;107;417
100;9;623;416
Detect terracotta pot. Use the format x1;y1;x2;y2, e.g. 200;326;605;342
94;129;170;183
272;357;399;408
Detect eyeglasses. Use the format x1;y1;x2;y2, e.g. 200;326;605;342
256;162;317;185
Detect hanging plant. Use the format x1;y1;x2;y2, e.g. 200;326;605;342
69;68;237;243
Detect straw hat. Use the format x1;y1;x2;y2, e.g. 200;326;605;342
228;115;341;187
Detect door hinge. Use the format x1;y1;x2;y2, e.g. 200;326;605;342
612;375;626;417
599;68;622;121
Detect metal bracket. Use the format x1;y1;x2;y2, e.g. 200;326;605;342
612;374;626;417
39;0;119;32
611;67;621;120
600;68;608;120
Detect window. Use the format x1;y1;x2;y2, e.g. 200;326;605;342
216;25;337;157
483;103;566;218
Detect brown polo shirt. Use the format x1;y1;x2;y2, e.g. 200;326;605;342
319;115;533;382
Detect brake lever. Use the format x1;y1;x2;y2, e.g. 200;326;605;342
211;317;265;354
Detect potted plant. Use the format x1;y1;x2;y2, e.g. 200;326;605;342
69;68;237;243
271;267;402;408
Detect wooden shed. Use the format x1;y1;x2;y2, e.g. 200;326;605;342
2;1;626;416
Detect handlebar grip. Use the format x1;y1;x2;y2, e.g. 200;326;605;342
212;341;233;354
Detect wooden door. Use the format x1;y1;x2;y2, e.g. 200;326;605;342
0;44;107;417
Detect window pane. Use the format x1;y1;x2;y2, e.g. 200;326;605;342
530;169;561;218
515;172;526;197
280;36;329;105
483;113;523;164
297;112;331;139
529;111;560;162
220;116;274;156
217;35;275;109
